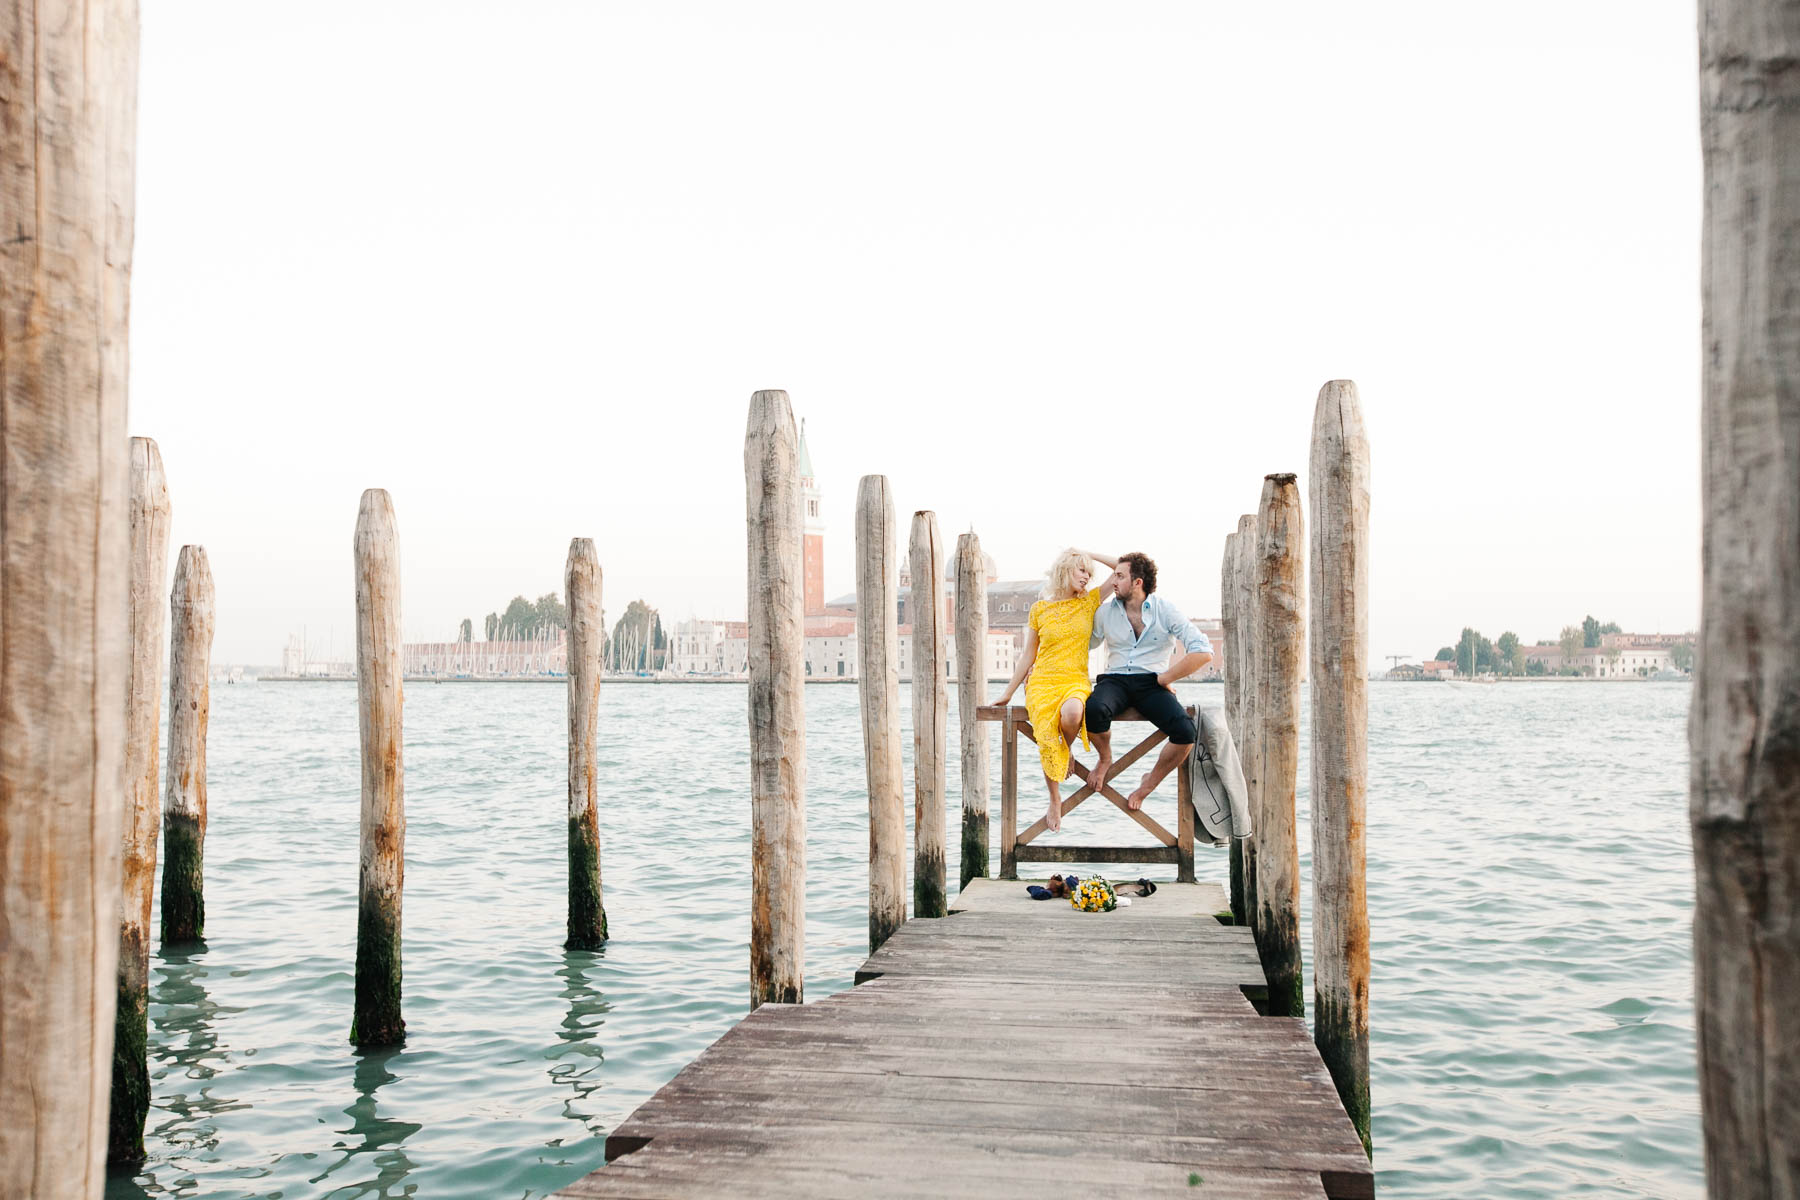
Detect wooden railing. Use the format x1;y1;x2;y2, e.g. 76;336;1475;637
975;704;1196;883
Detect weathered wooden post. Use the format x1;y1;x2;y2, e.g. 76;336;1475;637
565;537;607;949
112;438;169;1161
1233;513;1260;931
1309;381;1371;1155
161;545;215;945
856;476;906;952
1;3;137;1189
1693;9;1800;1194
1255;475;1304;1018
909;511;948;918
352;489;405;1045
745;391;806;1008
1219;524;1245;927
954;531;990;891
0;0;138;1187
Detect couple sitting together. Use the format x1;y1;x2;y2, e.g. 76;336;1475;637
995;550;1213;833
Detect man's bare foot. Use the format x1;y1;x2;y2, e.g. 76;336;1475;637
1045;797;1062;832
1089;757;1113;790
1127;777;1155;811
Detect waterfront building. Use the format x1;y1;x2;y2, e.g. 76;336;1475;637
801;422;825;616
406;633;567;678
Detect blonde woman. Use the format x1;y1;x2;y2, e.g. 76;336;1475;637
994;549;1118;831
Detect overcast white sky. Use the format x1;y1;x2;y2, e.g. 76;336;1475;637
131;1;1702;667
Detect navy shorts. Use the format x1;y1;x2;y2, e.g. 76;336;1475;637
1085;673;1196;745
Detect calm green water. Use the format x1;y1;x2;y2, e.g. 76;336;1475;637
105;680;1700;1199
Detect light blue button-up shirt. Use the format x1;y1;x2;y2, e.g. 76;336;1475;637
1090;594;1212;676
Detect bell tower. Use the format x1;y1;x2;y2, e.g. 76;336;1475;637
799;420;825;615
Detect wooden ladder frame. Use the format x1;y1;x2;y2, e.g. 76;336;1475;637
976;704;1195;883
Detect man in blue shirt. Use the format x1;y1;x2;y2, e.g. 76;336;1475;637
1086;552;1214;810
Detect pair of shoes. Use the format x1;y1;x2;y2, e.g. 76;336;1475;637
1137;877;1158;897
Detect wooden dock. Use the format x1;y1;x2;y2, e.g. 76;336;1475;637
558;880;1374;1198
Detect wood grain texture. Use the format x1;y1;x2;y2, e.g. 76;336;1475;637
1693;8;1800;1195
1234;515;1260;933
856;476;906;951
954;531;990;891
159;545;213;945
353;489;405;1045
745;391;806;1007
1255;475;1305;1018
1308;381;1371;1155
909;510;948;918
559;893;1373;1199
112;437;168;1159
564;538;607;949
0;0;137;1189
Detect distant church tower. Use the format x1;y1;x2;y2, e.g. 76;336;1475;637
800;420;825;615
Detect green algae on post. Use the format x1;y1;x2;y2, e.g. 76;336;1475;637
564;538;608;950
352;489;406;1046
954;531;991;893
744;392;806;1009
161;544;215;946
114;438;170;1162
1307;380;1372;1156
908;510;948;919
855;475;906;952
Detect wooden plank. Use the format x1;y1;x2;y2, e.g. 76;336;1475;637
978;704;1161;723
1015;845;1179;864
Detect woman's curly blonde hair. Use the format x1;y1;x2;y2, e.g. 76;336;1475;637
1042;548;1094;599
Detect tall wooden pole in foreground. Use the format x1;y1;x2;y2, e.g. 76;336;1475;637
1255;475;1305;1018
353;489;405;1045
160;545;215;945
1309;381;1371;1155
856;476;906;952
745;391;806;1008
112;438;169;1161
954;532;991;891
909;511;948;918
1693;9;1800;1194
1233;514;1260;931
1;1;138;1188
565;538;608;949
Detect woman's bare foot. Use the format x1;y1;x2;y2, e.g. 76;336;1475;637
1045;796;1062;832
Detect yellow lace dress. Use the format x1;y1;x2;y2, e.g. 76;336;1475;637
1024;587;1105;782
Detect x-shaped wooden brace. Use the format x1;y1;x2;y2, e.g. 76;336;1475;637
1013;723;1180;848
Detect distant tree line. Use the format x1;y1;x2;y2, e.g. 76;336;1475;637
1431;615;1684;678
454;591;670;672
466;594;571;643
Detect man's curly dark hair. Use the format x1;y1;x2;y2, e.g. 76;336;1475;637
1119;551;1157;595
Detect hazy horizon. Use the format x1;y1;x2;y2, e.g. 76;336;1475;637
130;2;1702;667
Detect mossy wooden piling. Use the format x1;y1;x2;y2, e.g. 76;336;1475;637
1309;381;1372;1155
1694;7;1800;1193
564;537;607;950
855;475;906;952
1254;475;1305;1018
112;437;170;1162
954;531;990;891
908;510;948;918
352;489;406;1046
161;545;215;946
1231;513;1260;931
744;391;806;1008
0;2;137;1187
